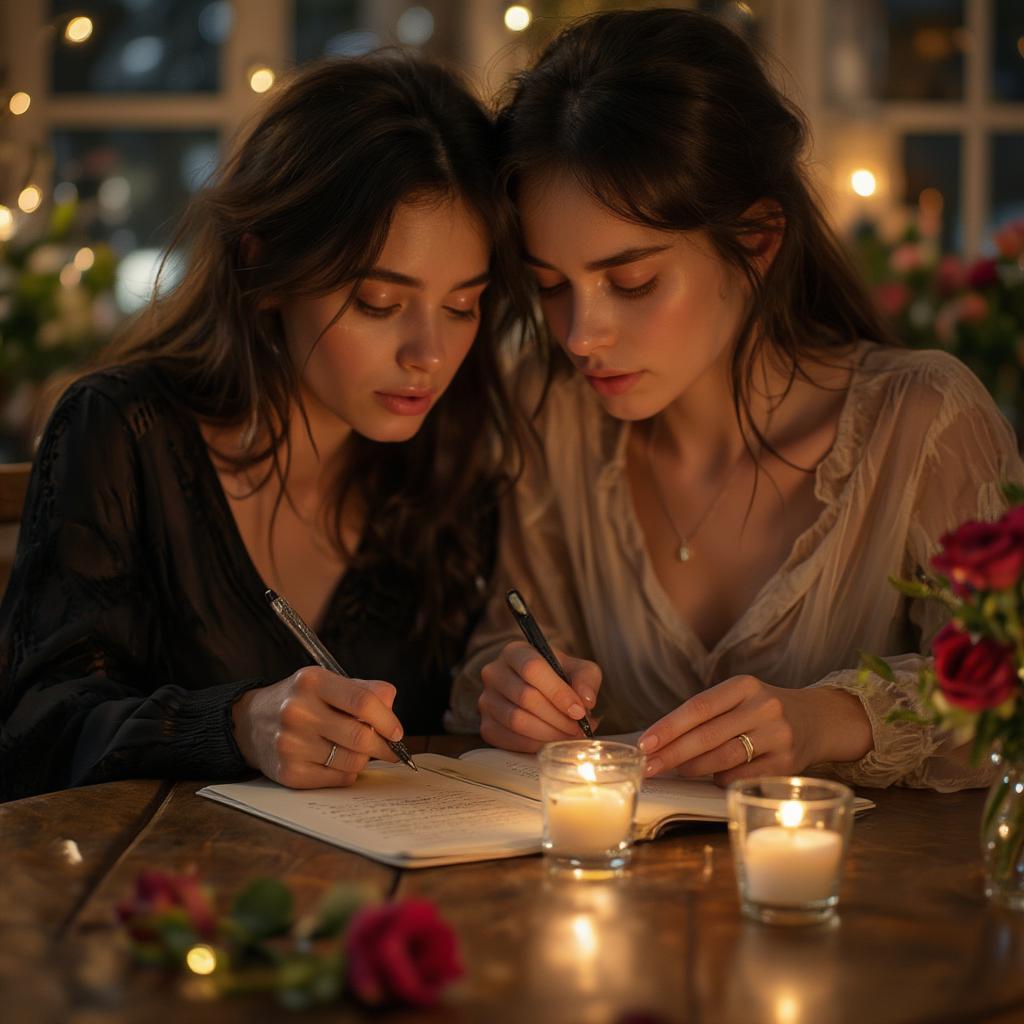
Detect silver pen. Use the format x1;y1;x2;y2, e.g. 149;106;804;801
265;588;417;771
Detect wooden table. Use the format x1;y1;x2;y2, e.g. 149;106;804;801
3;735;1023;1024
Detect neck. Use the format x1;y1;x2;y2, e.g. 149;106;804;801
282;385;353;496
654;346;782;477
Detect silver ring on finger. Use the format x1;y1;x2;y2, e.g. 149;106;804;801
737;733;755;764
323;743;338;769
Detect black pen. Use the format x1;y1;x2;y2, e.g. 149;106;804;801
505;588;595;739
265;589;417;771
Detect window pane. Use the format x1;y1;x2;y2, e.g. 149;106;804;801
990;134;1024;244
902;134;961;252
51;0;227;93
52;130;218;311
294;0;363;62
826;0;965;104
993;0;1024;101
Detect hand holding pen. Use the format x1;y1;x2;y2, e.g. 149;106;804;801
229;591;416;790
476;588;602;752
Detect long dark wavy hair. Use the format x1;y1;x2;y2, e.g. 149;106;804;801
98;54;527;665
496;8;898;464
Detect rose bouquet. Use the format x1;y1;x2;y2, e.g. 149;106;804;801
115;869;463;1010
859;483;1024;907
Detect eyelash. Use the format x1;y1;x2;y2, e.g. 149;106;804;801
354;299;478;322
535;277;659;300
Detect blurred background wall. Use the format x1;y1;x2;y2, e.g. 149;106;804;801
0;0;1022;462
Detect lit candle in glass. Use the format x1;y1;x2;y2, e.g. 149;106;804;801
728;778;853;925
539;741;644;874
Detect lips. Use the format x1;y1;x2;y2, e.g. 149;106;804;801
582;370;644;397
374;390;434;416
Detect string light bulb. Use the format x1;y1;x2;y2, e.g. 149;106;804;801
64;16;94;44
74;247;96;271
0;205;14;242
18;186;42;214
504;5;532;32
850;169;877;198
248;65;275;94
9;92;31;116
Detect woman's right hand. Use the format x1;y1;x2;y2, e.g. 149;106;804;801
478;640;602;752
231;667;403;788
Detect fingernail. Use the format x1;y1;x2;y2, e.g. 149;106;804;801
638;734;658;753
390;726;404;742
645;758;662;777
568;702;585;720
579;688;596;707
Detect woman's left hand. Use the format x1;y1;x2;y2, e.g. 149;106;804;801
636;674;873;785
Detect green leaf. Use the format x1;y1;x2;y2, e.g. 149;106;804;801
888;575;934;600
230;879;294;942
296;884;374;941
857;650;896;683
1001;481;1024;507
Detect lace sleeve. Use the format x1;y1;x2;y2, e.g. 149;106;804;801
0;384;260;800
814;360;1024;791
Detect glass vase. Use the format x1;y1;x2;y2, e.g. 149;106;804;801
981;754;1024;910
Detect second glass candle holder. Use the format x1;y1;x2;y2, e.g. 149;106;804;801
538;740;645;875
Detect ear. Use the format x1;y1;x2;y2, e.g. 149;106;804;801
240;232;279;310
740;199;785;275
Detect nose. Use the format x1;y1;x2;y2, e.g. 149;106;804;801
397;318;443;374
563;294;614;357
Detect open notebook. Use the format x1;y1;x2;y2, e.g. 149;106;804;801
199;745;874;869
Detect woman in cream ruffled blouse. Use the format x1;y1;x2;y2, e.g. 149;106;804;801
446;9;1024;791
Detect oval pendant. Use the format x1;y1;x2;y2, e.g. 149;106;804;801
677;543;692;562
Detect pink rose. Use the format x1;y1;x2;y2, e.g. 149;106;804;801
936;254;964;297
932;623;1018;712
966;258;999;289
931;507;1024;594
346;899;463;1007
875;281;910;318
889;243;924;274
958;291;989;323
116;869;218;942
994;220;1024;261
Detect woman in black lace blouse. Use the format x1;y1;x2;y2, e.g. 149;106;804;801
0;55;525;800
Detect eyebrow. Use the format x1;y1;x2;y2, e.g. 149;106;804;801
524;245;671;272
362;267;491;291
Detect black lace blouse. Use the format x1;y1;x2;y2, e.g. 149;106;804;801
0;365;491;801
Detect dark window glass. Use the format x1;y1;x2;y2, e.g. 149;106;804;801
990;134;1024;243
51;0;226;93
827;0;965;104
993;0;1024;101
902;133;962;251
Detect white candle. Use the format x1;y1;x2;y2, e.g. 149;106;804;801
546;783;634;856
743;827;843;905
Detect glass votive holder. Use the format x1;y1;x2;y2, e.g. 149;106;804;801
727;777;854;926
538;740;645;875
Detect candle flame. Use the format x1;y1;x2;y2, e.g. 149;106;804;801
778;800;805;828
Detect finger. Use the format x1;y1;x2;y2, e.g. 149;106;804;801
714;754;786;787
559;651;603;708
638;676;759;756
319;709;398;763
485;660;583;733
480;689;580;743
276;761;360;790
315;674;404;742
671;732;764;779
646;706;761;775
479;716;546;754
502;642;590;724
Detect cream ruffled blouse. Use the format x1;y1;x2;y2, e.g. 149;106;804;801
448;343;1024;791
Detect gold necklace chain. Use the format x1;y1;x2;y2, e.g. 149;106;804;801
643;418;750;563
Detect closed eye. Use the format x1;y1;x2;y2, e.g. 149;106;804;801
355;299;400;318
444;306;479;322
536;280;569;297
612;277;658;299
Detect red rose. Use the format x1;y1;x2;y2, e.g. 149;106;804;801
932;624;1018;712
966;257;998;289
345;899;463;1008
931;509;1024;594
875;281;910;317
115;869;218;942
